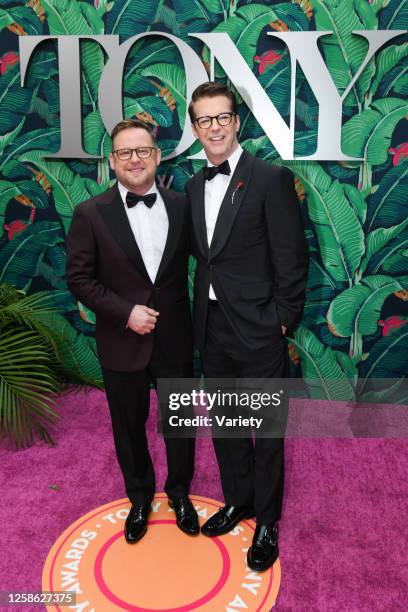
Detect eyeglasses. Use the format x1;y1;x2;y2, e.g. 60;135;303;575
113;147;158;161
194;112;237;130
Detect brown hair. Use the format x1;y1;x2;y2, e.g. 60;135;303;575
111;119;156;149
188;82;238;122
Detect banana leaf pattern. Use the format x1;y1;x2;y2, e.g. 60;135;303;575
0;0;407;400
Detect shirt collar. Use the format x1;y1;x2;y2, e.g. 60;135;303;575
206;144;243;175
118;181;158;205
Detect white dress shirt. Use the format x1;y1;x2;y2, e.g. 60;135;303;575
118;182;168;284
204;145;243;299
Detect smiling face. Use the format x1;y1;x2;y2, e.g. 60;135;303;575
191;95;240;166
109;127;160;194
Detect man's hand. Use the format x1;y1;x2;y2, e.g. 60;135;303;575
281;325;287;336
127;305;159;335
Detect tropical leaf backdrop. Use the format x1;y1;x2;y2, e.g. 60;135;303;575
0;0;407;402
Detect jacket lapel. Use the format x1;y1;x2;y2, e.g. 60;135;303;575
96;184;151;283
155;187;183;284
209;150;253;259
190;170;209;258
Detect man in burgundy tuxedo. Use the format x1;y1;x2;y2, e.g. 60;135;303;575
66;119;198;543
186;83;309;571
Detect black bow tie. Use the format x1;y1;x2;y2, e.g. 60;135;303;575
126;192;157;209
203;160;231;181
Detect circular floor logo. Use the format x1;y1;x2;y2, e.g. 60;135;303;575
42;495;281;611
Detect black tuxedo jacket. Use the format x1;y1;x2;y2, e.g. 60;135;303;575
186;150;309;351
66;184;192;372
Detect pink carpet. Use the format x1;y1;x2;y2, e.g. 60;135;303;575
0;388;407;610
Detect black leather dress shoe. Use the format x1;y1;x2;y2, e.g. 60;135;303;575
168;496;199;535
124;504;150;544
201;505;254;537
247;523;279;571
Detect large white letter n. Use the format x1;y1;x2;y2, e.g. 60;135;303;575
190;30;405;161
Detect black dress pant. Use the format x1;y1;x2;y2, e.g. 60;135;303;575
102;341;194;506
201;301;287;525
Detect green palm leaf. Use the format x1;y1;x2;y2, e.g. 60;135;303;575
124;73;159;97
81;41;105;110
37;246;69;290
367;159;408;230
378;0;408;29
83;110;111;157
1;128;60;170
343;182;367;226
171;0;226;26
25;51;59;86
0;329;59;447
359;217;408;275
33;288;76;313
203;4;280;67
0;286;102;446
0;289;102;384
0;6;43;35
106;0;161;36
380;248;408;274
82;111;112;187
0;118;25;157
139;63;186;125
42;0;103;35
241;135;269;156
326;274;404;338
29;97;59;126
308;257;338;292
123;95;173;127
0;180;20;211
0;65;34;134
241;131;318;160
16;151;93;233
202;3;308;73
0;180;16;238
367;226;408;275
367;42;408;101
257;54;291;117
155;5;181;35
302;300;330;328
0;178;49;216
313;0;377;109
359;323;408;383
389;71;408;97
281;161;365;283
125;40;181;79
289;326;355;400
79;1;105;34
342;98;408;165
0;221;64;289
25;309;102;385
303;257;340;329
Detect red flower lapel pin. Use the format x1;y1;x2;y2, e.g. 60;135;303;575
232;180;244;205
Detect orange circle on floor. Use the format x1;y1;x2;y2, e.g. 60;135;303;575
42;495;281;611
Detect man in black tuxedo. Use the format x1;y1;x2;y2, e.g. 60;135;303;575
186;83;308;571
66;119;198;543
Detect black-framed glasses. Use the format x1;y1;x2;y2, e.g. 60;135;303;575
194;112;237;130
113;147;158;161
